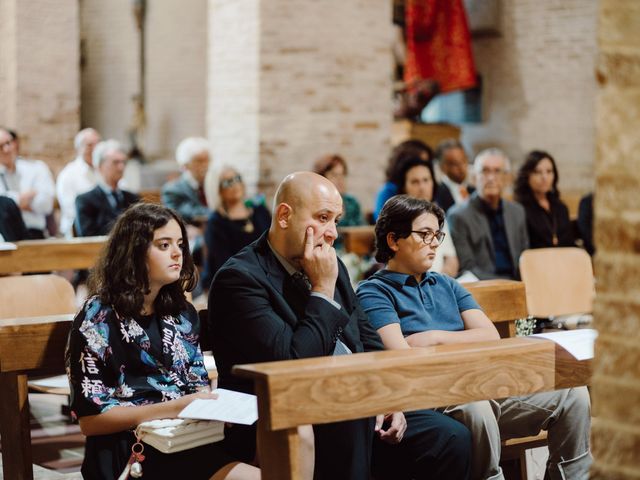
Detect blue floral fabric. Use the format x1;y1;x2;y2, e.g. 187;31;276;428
65;296;209;419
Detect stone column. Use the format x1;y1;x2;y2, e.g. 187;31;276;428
591;1;640;478
207;0;393;209
0;0;80;173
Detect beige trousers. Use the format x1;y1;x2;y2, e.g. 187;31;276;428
442;387;592;480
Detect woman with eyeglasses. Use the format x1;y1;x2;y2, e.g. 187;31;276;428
357;195;592;480
202;167;271;287
390;156;459;277
514;150;576;249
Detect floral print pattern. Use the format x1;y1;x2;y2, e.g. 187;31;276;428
65;297;209;419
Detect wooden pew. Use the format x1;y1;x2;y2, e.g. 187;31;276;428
464;279;527;338
338;225;375;256
0;237;106;275
234;338;591;480
0;314;73;480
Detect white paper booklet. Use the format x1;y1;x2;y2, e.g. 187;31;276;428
178;388;258;425
530;328;598;361
0;242;17;251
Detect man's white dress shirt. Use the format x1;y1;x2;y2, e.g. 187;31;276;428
56;156;97;237
0;157;55;232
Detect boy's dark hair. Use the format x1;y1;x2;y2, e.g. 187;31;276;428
88;203;197;319
375;195;445;263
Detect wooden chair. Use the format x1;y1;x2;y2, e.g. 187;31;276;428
519;247;594;319
0;274;76;319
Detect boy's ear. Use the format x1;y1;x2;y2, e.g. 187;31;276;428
387;232;400;252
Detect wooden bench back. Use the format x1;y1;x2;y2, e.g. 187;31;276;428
0;236;106;275
519;247;594;317
0;275;76;319
463;279;528;338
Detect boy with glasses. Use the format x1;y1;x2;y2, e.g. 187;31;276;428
357;195;591;480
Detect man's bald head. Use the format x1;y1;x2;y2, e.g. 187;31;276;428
273;171;340;212
270;171;343;265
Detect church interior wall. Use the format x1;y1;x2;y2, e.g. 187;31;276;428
465;0;598;195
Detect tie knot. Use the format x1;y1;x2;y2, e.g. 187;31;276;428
292;271;312;291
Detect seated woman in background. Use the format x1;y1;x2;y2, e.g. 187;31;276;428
390;156;459;277
65;203;259;480
313;153;364;227
373;139;433;221
514;150;575;248
202;167;271;286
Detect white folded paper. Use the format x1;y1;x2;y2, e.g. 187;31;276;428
179;388;258;425
530;328;598;360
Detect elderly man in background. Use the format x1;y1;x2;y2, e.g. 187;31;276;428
0;127;55;239
74;140;139;237
56;128;101;237
434;139;475;213
161;136;211;225
448;148;529;280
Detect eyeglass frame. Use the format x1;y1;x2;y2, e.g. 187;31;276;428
219;174;243;189
409;229;446;246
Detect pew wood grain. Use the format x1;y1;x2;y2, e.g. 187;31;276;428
0;237;106;274
463;279;528;338
234;338;591;480
339;225;375;256
0;314;73;480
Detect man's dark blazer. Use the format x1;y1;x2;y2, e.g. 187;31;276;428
161;174;209;224
209;232;383;480
74;186;139;237
0;196;27;241
435;181;475;213
448;192;529;280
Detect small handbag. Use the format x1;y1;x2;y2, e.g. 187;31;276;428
117;418;225;479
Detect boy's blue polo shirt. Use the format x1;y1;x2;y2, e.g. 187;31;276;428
356;270;480;336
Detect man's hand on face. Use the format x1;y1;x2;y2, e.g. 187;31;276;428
301;226;338;299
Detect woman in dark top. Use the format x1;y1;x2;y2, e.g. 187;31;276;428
203;168;271;286
65;203;259;480
373;139;433;221
514;150;575;249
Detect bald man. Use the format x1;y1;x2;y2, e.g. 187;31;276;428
209;172;471;480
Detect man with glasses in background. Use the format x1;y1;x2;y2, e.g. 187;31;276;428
447;148;529;279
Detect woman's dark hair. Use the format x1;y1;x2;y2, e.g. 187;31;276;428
88;203;197;319
514;150;560;204
313;154;347;177
390;156;438;200
385;139;433;181
375;194;445;263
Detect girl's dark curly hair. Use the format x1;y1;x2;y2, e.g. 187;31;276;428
514;150;560;204
87;203;197;319
374;194;444;263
